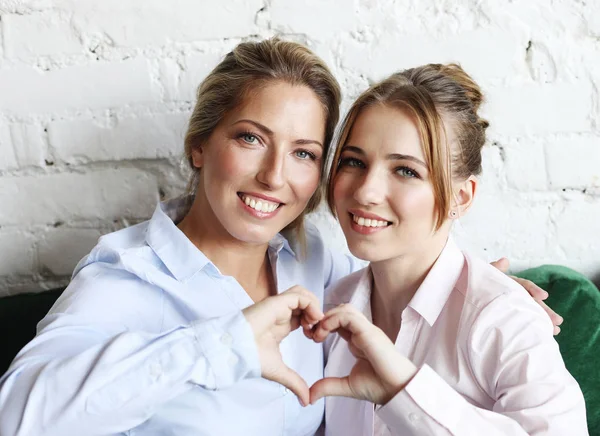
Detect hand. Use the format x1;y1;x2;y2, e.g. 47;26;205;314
242;286;323;406
309;304;417;405
491;257;563;335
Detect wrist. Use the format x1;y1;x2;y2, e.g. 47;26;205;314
380;358;418;404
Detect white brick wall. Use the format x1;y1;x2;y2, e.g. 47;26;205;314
0;0;598;295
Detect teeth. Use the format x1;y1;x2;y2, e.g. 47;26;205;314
241;194;280;213
352;214;389;228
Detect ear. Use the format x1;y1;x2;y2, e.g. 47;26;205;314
191;145;204;169
450;175;477;217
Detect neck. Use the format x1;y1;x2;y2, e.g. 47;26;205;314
177;193;273;301
370;232;449;341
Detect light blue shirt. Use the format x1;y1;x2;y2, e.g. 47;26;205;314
0;196;361;436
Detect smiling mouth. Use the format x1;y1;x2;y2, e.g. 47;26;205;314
238;193;282;213
349;213;391;228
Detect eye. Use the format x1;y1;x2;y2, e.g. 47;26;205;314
239;132;260;145
338;157;365;169
295;150;317;160
395;166;419;178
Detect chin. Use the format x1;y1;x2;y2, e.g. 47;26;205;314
347;242;388;263
220;216;270;242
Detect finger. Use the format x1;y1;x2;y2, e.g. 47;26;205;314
512;276;549;300
313;307;371;343
276;366;310;407
490;257;510;273
309;377;353;404
281;287;324;325
537;299;563;327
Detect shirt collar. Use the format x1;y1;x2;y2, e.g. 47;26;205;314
408;236;465;326
347;237;465;327
146;195;296;282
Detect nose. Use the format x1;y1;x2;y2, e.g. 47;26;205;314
353;168;386;206
256;147;285;190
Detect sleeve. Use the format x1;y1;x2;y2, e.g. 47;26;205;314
375;293;588;436
0;266;261;436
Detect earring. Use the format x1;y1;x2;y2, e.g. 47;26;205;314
449;210;457;219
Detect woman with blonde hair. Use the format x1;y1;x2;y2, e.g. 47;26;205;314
311;63;587;435
0;39;559;436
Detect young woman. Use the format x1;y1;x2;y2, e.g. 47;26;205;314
0;40;559;436
311;64;587;435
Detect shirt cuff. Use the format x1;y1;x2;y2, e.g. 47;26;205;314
190;311;261;390
377;364;464;434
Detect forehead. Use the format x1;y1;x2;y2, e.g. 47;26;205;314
347;103;425;159
225;81;327;139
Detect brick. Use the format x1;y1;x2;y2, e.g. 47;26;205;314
161;52;228;102
0;123;18;171
10;124;46;168
269;0;359;39
0;169;159;226
553;197;600;261
485;83;593;135
49;113;189;163
338;29;525;83
0;58;160;115
3;11;82;58
545;136;600;189
0;230;36;276
456;193;552;259
64;0;261;47
38;227;103;276
503;140;548;191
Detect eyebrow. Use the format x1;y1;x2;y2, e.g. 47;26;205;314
342;145;427;168
233;119;323;148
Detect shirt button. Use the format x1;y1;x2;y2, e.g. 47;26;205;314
220;332;233;346
228;354;238;366
408;412;420;424
149;363;162;379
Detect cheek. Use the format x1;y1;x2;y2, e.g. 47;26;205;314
332;173;352;207
209;145;254;183
392;184;436;219
289;162;321;201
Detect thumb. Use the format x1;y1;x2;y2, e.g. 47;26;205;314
490;257;509;273
309;377;353;404
275;366;310;407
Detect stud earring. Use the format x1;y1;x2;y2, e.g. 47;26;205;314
449;210;457;219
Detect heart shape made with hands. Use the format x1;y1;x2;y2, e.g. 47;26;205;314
243;287;416;408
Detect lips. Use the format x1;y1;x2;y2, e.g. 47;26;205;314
351;213;390;228
348;209;392;228
238;193;281;213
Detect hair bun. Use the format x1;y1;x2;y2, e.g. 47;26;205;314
440;64;485;112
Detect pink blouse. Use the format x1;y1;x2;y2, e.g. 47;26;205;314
323;238;588;435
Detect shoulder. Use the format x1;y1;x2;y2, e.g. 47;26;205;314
74;220;160;278
460;253;543;313
324;267;368;310
48;220;166;332
461;253;554;355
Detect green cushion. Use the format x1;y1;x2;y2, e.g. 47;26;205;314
516;265;600;434
0;288;64;376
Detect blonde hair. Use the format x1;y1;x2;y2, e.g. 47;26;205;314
327;63;488;230
184;37;341;244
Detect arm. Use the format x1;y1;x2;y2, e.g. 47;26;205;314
491;257;563;334
0;298;260;436
0;272;322;436
310;302;587;436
